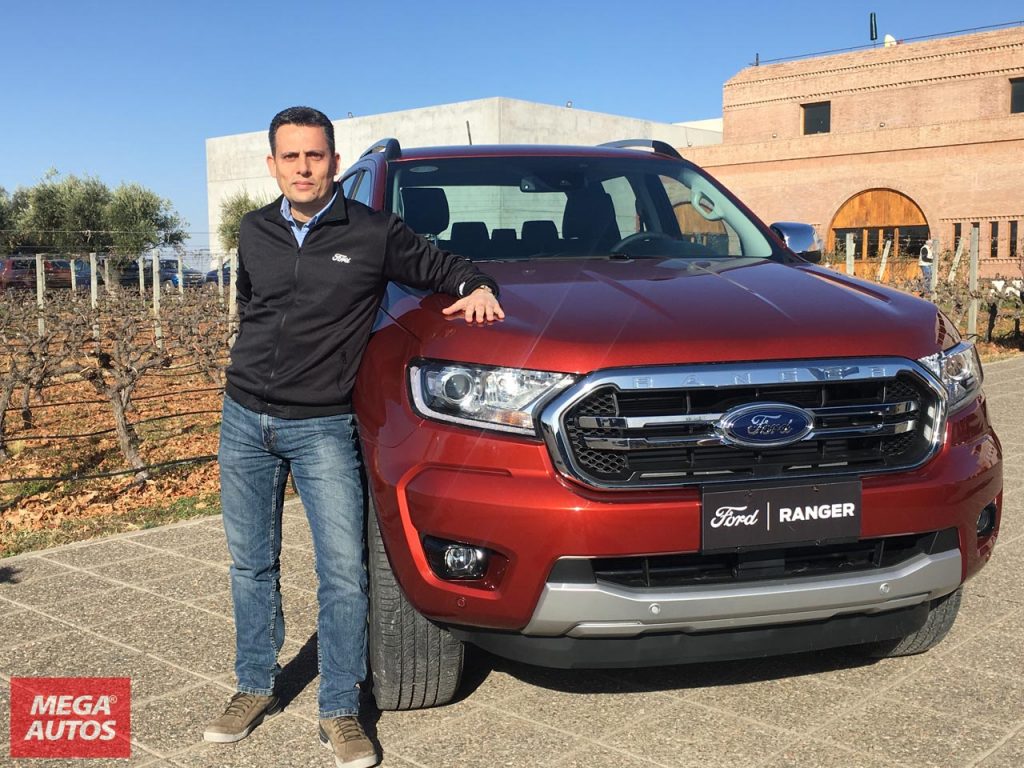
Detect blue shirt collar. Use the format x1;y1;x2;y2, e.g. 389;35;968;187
280;185;339;245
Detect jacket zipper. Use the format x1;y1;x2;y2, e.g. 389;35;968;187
262;242;303;402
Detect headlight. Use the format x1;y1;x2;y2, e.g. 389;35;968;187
409;360;575;435
918;341;983;412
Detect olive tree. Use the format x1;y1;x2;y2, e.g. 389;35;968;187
217;190;268;253
105;183;186;269
0;187;21;251
15;171;112;255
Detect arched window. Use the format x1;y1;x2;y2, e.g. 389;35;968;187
829;189;928;259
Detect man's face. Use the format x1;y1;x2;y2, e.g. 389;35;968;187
266;124;339;214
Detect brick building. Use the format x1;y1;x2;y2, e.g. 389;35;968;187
683;25;1024;277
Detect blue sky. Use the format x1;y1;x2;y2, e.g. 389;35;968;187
4;0;1021;253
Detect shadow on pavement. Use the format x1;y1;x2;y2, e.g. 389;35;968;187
276;632;384;753
462;644;883;697
276;632;320;710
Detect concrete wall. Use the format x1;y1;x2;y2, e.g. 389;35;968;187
205;97;721;254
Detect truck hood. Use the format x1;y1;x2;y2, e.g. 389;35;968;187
386;257;947;373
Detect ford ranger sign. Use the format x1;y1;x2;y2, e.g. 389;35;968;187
717;403;814;449
702;480;862;552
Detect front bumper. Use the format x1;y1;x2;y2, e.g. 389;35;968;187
451;603;932;668
361;377;1001;639
524;548;961;637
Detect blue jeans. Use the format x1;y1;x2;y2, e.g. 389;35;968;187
218;395;367;718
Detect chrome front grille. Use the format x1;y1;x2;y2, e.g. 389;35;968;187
540;359;944;489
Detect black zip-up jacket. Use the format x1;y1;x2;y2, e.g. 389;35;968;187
225;191;498;419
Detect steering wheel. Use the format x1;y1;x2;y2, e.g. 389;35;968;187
610;231;679;255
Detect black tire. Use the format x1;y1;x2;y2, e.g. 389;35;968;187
863;587;962;658
367;498;464;710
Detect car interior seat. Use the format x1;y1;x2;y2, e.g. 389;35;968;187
449;222;490;259
521;220;559;255
562;187;621;254
490;228;519;259
400;187;450;240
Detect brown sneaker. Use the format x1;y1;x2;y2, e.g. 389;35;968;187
203;692;281;743
318;716;380;768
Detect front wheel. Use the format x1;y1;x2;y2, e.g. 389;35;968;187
862;587;962;658
367;497;464;710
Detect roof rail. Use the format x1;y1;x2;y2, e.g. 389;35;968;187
360;138;402;160
598;139;683;160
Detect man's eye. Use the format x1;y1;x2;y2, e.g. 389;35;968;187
307;153;324;160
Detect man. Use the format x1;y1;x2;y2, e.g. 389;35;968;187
918;241;934;292
204;106;503;768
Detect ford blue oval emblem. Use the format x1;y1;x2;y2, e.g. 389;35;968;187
717;403;814;449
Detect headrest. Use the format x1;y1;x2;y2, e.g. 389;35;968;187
562;187;619;242
521;219;558;244
491;228;517;245
449;221;490;258
450;221;489;243
400;187;449;236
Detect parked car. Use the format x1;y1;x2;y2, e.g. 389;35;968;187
204;264;232;287
114;258;205;290
0;256;37;290
42;259;74;289
73;259;95;288
0;256;79;290
334;139;1002;710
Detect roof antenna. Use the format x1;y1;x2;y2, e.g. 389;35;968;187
466;120;473;145
870;12;878;42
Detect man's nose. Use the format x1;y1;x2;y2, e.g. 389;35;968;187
298;155;312;175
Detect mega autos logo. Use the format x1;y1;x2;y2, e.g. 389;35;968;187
9;677;131;759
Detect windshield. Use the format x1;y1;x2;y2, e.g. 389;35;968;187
388;155;775;261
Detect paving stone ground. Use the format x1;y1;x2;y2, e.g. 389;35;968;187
1;356;1021;767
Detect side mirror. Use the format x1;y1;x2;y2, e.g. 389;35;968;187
771;222;822;263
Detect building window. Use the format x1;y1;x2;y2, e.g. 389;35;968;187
834;228;861;256
803;101;831;135
899;226;930;256
1012;78;1024;114
953;222;962;249
1010;220;1019;259
828;189;928;258
989;221;999;258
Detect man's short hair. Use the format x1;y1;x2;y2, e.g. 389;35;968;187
269;106;335;156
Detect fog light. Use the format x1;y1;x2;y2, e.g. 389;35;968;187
977;503;997;537
424;537;490;580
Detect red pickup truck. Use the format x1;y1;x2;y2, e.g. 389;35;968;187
343;140;1003;710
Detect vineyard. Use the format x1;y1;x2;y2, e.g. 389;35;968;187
1;245;1022;557
0;286;231;554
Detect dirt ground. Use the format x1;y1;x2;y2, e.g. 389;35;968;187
0;370;222;553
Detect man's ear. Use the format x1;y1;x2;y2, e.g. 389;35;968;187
332;153;340;179
266;154;277;177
